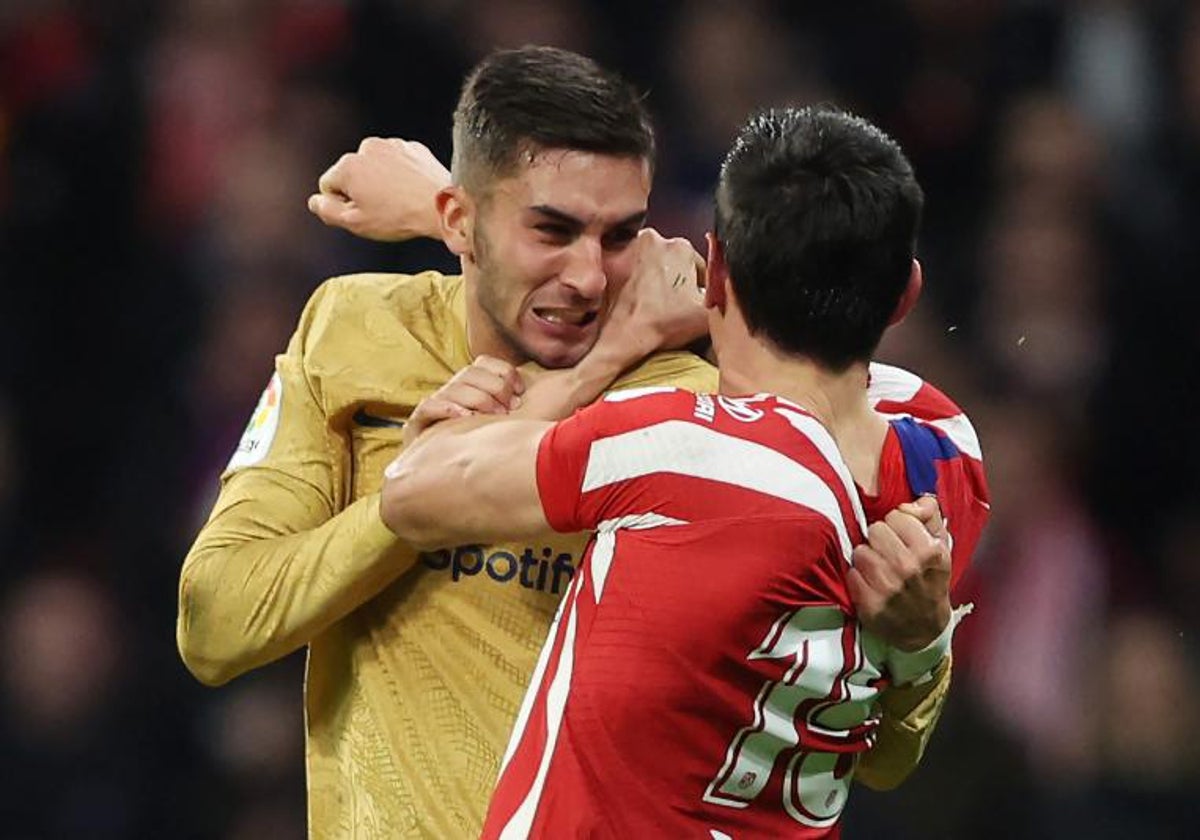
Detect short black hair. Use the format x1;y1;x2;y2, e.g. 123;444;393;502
451;46;655;191
715;106;924;370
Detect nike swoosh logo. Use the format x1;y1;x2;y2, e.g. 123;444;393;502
352;408;406;429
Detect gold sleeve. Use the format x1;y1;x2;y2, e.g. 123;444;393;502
177;280;419;686
854;655;952;790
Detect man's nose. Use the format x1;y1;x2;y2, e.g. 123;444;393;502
559;236;606;300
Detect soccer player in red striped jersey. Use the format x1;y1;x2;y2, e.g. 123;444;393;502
380;105;989;837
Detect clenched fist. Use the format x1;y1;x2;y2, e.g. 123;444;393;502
309;137;451;242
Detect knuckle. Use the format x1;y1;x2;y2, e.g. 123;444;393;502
897;555;922;582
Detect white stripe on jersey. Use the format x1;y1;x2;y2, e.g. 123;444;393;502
868;362;984;461
929;414;983;461
593;513;688;602
774;408;868;535
498;515;689;833
498;578;570;776
581;420;855;562
867;362;923;404
499;574;586;840
603;385;678;403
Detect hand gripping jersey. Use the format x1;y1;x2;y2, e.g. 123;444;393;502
483;376;989;839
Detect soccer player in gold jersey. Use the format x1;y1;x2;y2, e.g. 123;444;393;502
179;46;953;837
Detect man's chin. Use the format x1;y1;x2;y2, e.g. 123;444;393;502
526;339;596;370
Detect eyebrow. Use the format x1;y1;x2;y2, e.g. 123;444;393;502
529;205;647;230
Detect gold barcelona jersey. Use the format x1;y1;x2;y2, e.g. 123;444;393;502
177;272;949;838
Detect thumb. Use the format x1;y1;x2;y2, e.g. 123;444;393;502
899;494;941;524
845;566;884;622
308;193;354;228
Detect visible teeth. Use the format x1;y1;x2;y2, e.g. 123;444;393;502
537;309;589;326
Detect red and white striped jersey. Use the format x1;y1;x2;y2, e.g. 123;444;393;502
482;365;990;839
483;388;878;839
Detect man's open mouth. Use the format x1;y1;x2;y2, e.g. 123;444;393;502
532;307;599;327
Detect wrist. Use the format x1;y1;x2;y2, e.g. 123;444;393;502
887;616;953;687
886;602;972;687
576;335;639;389
892;600;952;653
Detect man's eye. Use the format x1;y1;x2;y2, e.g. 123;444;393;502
603;228;637;249
536;224;570;237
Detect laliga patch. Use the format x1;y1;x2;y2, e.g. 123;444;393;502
227;372;283;471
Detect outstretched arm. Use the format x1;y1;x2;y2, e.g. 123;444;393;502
380;414;555;549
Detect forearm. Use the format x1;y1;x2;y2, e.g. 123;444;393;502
855;655;952;790
515;337;639;420
177;491;418;686
384;416;552;548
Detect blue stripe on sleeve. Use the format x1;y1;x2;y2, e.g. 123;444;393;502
890;417;961;498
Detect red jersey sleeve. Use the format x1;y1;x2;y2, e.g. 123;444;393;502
535;387;689;533
868;363;990;591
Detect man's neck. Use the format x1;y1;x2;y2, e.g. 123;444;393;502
717;343;888;494
462;274;520;365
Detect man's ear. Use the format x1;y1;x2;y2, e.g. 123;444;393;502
704;232;729;312
436;186;474;259
888;258;924;326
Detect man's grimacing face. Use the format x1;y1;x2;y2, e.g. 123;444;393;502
465;149;652;369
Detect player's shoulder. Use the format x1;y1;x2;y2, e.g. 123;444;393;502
306;270;461;329
867;362;960;416
610;350;718;394
580;384;701;432
869;362;983;462
299;271;465;358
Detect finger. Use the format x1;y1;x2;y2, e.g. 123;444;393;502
456;366;516;404
471;355;526;396
867;518;912;559
851;541;904;596
898;495;942;527
412;397;472;427
455;365;521;408
884;509;939;553
358;135;386;153
317;154;351;196
845;565;887;620
406;397;469;432
442;380;514;414
884;509;950;574
402;138;434;159
402;398;471;448
308;193;353;227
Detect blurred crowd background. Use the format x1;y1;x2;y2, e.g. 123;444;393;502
2;0;1198;837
